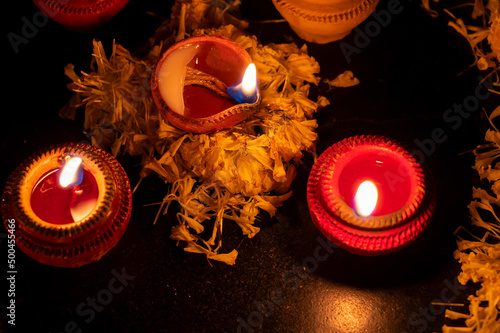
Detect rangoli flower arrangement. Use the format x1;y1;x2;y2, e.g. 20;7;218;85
60;0;358;265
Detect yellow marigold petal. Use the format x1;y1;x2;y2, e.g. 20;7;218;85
488;9;500;60
177;213;204;234
207;249;238;265
170;224;196;242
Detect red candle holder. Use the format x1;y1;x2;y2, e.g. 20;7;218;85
151;35;261;133
1;143;132;267
307;135;435;255
33;0;129;31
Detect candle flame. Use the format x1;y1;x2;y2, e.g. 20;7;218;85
59;157;83;188
354;181;378;217
241;63;257;96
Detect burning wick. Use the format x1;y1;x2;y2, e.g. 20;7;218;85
59;156;97;222
59;157;83;187
354;181;378;217
227;63;258;104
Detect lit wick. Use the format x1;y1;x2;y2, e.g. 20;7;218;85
42;156;98;223
59;157;83;187
59;157;97;222
354;181;378;217
227;63;258;104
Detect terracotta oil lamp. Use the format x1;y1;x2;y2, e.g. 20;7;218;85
151;35;261;133
33;0;129;31
272;0;380;43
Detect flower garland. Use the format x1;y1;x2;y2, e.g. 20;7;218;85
423;0;500;331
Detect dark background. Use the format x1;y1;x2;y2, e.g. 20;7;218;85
2;0;498;332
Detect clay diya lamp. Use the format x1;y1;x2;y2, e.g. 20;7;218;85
33;0;129;31
307;135;435;255
1;143;132;267
272;0;380;43
151;35;261;133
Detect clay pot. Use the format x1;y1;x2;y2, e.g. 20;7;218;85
272;0;380;43
151;35;261;133
33;0;129;31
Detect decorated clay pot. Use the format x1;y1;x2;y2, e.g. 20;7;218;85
272;0;380;43
33;0;129;31
151;35;261;134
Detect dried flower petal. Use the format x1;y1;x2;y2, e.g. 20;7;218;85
323;70;360;89
446;115;500;333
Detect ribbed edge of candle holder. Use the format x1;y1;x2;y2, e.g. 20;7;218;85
33;0;129;29
307;135;435;255
273;0;379;23
307;191;435;255
151;35;261;133
320;136;425;229
1;142;132;267
15;143;114;239
319;135;426;230
271;0;380;43
155;92;262;133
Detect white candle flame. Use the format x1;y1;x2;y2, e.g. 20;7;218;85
354;181;378;217
59;157;83;188
241;63;257;97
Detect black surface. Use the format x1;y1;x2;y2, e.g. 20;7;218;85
2;1;497;332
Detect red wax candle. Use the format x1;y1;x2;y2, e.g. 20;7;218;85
307;135;435;255
337;152;415;217
30;167;99;225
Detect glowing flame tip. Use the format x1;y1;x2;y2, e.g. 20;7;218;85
59;157;83;188
354;181;378;217
242;63;257;96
